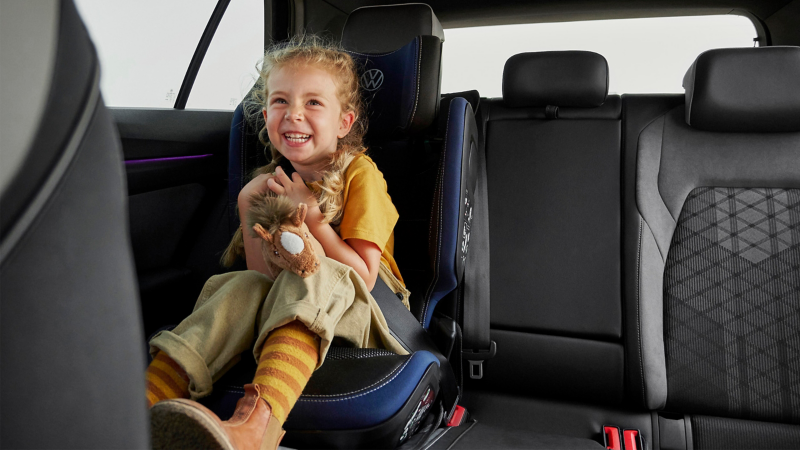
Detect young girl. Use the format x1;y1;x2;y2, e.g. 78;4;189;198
146;36;409;450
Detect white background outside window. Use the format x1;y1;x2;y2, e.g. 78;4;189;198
75;0;263;110
441;15;757;97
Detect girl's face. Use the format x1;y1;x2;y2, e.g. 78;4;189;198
263;64;355;174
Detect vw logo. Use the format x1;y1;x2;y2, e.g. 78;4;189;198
360;69;384;91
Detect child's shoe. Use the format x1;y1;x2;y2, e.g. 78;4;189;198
150;384;284;450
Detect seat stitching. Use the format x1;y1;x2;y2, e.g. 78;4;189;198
636;218;646;405
297;357;418;402
406;38;422;127
422;104;452;325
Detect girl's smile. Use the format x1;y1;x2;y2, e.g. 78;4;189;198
263;64;355;180
283;132;311;145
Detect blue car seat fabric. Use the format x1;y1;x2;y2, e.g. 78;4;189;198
202;349;439;428
293;351;440;430
423;97;480;328
349;36;441;138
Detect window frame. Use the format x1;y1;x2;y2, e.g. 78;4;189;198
172;0;277;110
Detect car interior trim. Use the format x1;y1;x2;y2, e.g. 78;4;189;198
124;154;214;165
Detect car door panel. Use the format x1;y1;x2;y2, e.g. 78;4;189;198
113;108;235;337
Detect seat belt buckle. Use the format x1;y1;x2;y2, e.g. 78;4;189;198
603;425;622;450
461;340;497;379
623;429;644;450
446;405;467;427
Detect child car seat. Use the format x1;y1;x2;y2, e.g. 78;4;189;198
214;4;482;448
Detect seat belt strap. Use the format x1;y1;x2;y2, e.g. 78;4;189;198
461;101;496;379
371;278;460;419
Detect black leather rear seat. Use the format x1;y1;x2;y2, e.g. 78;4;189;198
471;51;625;405
441;50;635;449
454;45;800;450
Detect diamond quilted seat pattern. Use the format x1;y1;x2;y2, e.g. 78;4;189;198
664;187;800;423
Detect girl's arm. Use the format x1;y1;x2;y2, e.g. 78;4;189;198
238;173;280;278
305;206;382;290
267;167;381;290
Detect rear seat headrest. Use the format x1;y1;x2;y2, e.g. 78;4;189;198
683;46;800;133
342;3;444;139
342;3;444;54
502;51;609;108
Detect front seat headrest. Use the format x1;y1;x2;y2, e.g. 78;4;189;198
342;3;444;139
503;51;609;108
683;46;800;133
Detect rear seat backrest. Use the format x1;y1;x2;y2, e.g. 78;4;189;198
629;46;800;446
476;51;625;404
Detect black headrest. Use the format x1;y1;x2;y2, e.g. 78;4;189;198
342;3;444;53
342;4;444;138
683;46;800;133
503;51;608;108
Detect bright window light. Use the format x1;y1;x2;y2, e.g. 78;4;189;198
75;0;217;108
441;15;757;97
185;0;264;110
75;0;263;110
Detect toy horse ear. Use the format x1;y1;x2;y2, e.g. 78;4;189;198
253;223;273;243
292;203;308;227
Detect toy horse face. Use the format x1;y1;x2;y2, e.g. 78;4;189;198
253;203;320;278
270;222;320;278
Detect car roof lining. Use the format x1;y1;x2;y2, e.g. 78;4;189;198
323;0;790;28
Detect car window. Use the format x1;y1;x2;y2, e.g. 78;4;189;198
441;15;757;96
75;0;263;110
74;0;218;108
184;0;264;110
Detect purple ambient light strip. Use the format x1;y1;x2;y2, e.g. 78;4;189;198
124;154;213;165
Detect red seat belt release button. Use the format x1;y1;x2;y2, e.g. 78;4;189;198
447;405;466;427
603;425;622;450
623;429;643;450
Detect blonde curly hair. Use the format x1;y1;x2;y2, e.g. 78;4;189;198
222;35;367;267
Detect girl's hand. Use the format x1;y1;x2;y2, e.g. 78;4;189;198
266;166;317;208
239;172;275;201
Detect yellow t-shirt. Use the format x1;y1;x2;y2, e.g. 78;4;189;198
339;154;404;286
309;153;404;286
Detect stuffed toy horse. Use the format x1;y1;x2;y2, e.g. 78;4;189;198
247;192;321;278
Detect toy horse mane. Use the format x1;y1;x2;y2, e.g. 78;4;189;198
246;192;297;235
246;191;320;278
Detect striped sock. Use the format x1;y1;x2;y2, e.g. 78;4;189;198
146;351;190;408
253;321;320;424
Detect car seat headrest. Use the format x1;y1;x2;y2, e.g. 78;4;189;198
342;3;444;54
683;46;800;133
342;4;443;139
502;51;609;108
